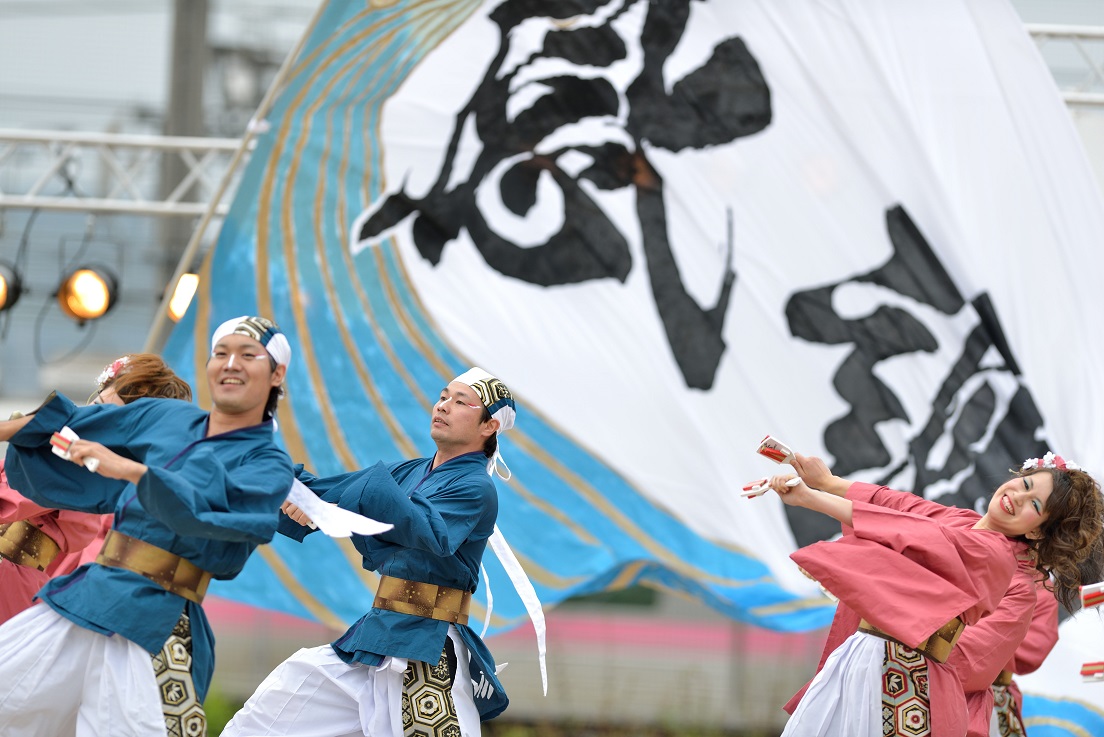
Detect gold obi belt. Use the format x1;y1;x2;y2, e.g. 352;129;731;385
858;616;965;664
95;530;211;605
993;669;1014;687
0;520;61;571
373;575;472;625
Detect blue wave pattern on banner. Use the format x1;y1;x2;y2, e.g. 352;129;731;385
1023;694;1104;736
162;0;832;636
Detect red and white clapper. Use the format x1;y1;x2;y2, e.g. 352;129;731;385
741;435;801;498
1079;583;1104;683
1082;581;1104;610
49;426;100;473
1081;661;1104;683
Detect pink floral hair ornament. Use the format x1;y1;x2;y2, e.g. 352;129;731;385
94;355;130;392
1022;451;1082;473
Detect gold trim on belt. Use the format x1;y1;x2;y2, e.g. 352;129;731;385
0;520;61;572
95;530;211;605
993;669;1014;687
858;616;965;664
373;575;471;625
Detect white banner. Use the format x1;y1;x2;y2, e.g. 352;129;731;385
167;0;1104;727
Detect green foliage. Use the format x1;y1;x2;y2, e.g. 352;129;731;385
203;688;245;736
560;584;659;608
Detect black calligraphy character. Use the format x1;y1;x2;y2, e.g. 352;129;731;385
356;0;772;389
785;205;1048;546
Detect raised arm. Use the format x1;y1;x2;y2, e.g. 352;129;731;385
790;453;852;496
0;391;61;441
792;508;1018;646
791;453;979;525
137;444;294;545
276;465;350;541
336;461;495;557
0;414;34;443
4;394;132;513
769;473;854;526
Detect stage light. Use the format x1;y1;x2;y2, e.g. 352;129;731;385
168;273;199;322
56;266;118;323
0;262;22;313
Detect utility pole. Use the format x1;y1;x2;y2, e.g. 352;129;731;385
158;0;210;288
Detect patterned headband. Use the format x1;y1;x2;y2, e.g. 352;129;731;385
211;315;292;367
453;366;517;480
453;367;516;433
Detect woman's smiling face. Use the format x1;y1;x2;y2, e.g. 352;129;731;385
979;471;1054;538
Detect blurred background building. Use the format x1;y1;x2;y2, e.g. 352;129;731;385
1;1;1103;733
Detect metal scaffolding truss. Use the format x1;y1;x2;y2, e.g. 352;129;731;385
1027;24;1104;107
0;128;246;217
0;25;1100;219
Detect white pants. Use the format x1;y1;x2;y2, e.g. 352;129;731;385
223;627;481;737
0;603;166;737
782;631;884;737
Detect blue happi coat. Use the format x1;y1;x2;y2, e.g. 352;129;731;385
3;393;293;699
285;451;509;720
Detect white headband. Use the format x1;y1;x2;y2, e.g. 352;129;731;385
211;315;292;367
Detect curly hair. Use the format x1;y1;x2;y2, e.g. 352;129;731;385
1013;466;1104;611
102;353;192;404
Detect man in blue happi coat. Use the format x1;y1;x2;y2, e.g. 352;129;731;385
0;315;295;736
223;367;517;737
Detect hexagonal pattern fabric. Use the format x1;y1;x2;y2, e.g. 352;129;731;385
402;646;460;737
991;684;1028;737
151;612;207;737
879;642;930;737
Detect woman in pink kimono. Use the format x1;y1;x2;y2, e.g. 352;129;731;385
783;482;1060;737
771;452;1103;737
973;584;1059;737
0;466;103;624
782;498;1042;737
944;572;1057;737
0;353;191;624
